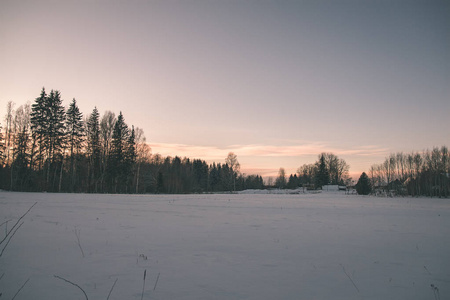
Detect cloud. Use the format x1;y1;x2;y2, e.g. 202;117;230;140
148;142;390;178
150;142;389;160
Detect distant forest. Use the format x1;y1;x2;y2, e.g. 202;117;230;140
0;88;448;197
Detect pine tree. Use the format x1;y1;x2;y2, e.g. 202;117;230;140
356;172;372;195
66;98;84;191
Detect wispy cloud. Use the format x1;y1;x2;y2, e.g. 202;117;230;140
150;142;389;160
148;142;390;178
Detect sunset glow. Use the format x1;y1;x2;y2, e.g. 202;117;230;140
1;0;449;179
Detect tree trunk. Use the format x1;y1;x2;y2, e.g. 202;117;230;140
59;155;64;192
136;162;141;194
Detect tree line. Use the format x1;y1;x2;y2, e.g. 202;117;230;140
1;88;448;197
0;88;265;193
368;147;449;197
270;153;350;190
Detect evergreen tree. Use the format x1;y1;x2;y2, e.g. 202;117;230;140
356;172;372;195
244;174;264;190
86;107;101;192
66;99;84;157
287;174;300;189
156;171;165;193
46;90;66;159
66;98;84;191
209;163;222;191
30;87;47;171
30;88;66;190
107;112;129;192
193;159;208;192
45;90;66;191
315;154;330;188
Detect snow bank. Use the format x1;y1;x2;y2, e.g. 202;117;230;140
0;192;449;299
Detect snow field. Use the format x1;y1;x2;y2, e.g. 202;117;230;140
0;191;449;299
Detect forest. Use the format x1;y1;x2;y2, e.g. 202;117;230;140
0;88;448;197
0;88;264;193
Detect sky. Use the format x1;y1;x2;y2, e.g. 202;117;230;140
1;0;449;179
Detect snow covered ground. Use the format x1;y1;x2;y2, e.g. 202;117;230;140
0;191;449;300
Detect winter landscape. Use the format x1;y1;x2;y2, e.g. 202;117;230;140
2;1;449;299
1;190;449;300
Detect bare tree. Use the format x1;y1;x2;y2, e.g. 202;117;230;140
134;127;151;193
99;111;116;190
225;152;240;192
275;167;286;189
4;101;15;166
297;163;317;186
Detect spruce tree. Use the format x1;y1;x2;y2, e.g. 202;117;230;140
87;107;101;192
46;90;66;159
66;98;84;191
30;88;66;190
66;99;84;158
356;172;372;195
45;90;66;190
315;154;330;188
30;87;47;171
108;112;129;192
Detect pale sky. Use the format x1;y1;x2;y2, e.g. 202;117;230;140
1;0;449;179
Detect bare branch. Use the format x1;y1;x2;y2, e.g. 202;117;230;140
340;264;359;293
153;272;160;291
0;222;24;257
11;277;30;300
106;278;118;300
0;202;37;246
54;275;89;300
74;228;85;258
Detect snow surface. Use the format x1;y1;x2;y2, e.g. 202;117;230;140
0;191;449;300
